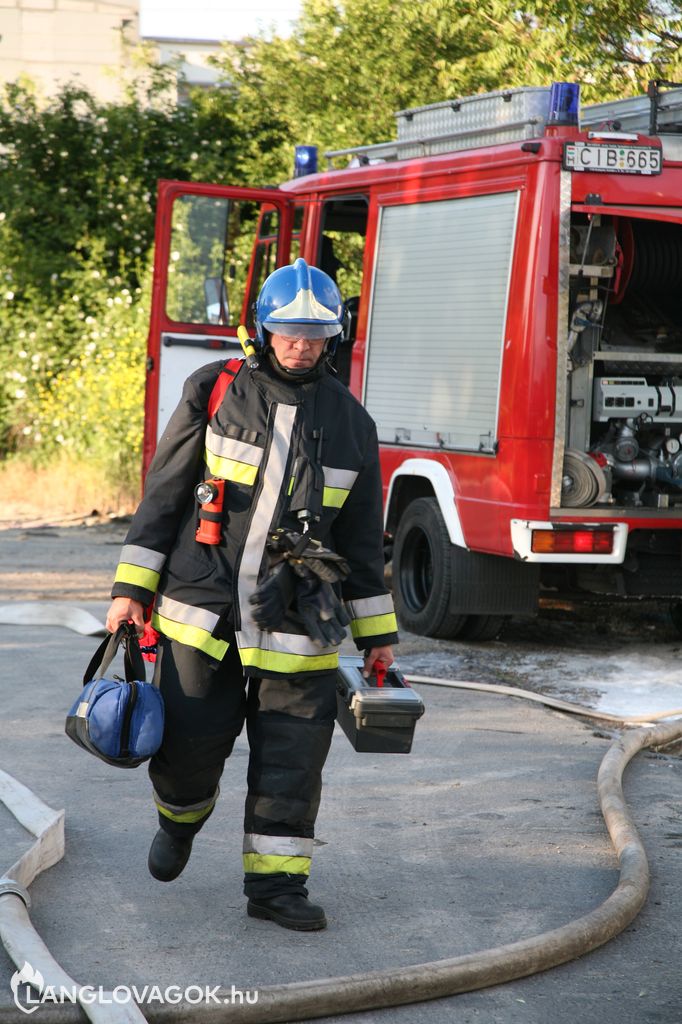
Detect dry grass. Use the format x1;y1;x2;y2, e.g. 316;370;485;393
0;456;140;524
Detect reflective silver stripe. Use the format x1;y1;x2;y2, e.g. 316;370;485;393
153;788;219;816
264;630;336;657
205;425;263;468
236;403;298;650
243;833;314;858
322;466;359;490
155;593;220;633
345;594;395;620
119;545;166;572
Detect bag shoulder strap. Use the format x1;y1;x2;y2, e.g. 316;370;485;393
207;357;243;420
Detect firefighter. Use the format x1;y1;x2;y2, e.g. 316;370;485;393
105;258;398;931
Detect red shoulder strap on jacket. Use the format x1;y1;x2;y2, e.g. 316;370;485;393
207;358;243;420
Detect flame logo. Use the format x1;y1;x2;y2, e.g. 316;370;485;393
10;962;44;1015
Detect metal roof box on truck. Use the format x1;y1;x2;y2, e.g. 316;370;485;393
144;80;682;641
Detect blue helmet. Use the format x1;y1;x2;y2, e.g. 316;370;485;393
254;258;344;350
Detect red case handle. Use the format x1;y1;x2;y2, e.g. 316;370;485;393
373;662;387;688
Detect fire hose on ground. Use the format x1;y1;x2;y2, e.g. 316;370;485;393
0;673;681;1022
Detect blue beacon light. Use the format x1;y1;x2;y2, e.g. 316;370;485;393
294;145;318;177
548;82;580;126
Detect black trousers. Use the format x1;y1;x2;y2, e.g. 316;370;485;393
148;635;338;897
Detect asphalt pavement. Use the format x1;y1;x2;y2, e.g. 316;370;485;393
0;524;681;1023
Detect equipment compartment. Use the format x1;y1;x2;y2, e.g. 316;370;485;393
562;212;682;511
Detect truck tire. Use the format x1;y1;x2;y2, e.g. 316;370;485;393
393;497;468;639
458;614;508;641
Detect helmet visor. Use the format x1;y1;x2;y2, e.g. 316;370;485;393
263;319;340;340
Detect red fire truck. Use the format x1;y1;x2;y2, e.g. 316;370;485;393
143;81;682;640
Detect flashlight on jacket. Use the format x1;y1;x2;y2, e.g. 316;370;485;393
195;478;225;545
237;325;259;370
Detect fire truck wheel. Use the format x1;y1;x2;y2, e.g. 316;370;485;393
458;614;509;641
392;496;468;638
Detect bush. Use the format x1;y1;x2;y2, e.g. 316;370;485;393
0;255;149;493
0;68;240;491
0;76;239;300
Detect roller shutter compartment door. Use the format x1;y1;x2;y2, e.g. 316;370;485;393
364;191;519;452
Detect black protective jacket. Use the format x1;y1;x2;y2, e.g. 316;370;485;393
112;357;398;676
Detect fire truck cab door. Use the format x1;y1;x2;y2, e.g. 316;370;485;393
144;180;293;474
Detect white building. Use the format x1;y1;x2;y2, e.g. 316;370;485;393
148;36;224;101
0;0;140;102
0;0;224;103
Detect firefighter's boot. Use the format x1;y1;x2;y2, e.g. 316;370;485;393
247;893;327;931
148;828;193;882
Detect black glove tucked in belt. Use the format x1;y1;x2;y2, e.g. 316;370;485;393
248;529;351;645
296;577;351;647
248;562;296;632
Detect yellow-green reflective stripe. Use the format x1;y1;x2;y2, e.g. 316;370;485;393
204;448;258;485
350;612;398;639
239;648;338;674
114;563;160;591
288;476;294;495
152;610;228;661
156;802;214;824
243;853;311;876
322;486;349;508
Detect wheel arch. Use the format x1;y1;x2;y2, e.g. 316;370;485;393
385;459;466;548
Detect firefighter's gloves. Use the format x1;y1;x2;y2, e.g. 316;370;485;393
250;565;350;646
296;577;351;648
250;529;351;645
249;562;297;632
268;528;350;583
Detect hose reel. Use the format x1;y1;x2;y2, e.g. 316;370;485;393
561;449;609;507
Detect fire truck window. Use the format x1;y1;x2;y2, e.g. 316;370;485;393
259;210;276;237
318;197;368;299
166;194;264;326
244;239;276;330
290;205;304;262
244;206;303;329
318;196;368;385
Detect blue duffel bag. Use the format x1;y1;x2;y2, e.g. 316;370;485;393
65;622;164;768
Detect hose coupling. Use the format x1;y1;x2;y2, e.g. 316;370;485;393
0;877;31;908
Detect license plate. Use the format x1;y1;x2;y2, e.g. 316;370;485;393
563;141;662;175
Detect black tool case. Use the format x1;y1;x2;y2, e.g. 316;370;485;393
336;657;425;753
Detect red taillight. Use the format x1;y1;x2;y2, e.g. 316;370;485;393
531;529;614;554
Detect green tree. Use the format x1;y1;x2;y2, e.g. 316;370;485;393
0;69;240;463
211;0;682;186
212;0;547;183
525;2;682;95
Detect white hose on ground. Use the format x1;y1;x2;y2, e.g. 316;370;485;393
406;673;682;725
1;709;680;1022
0;602;107;637
0;770;64;889
0;769;147;1023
